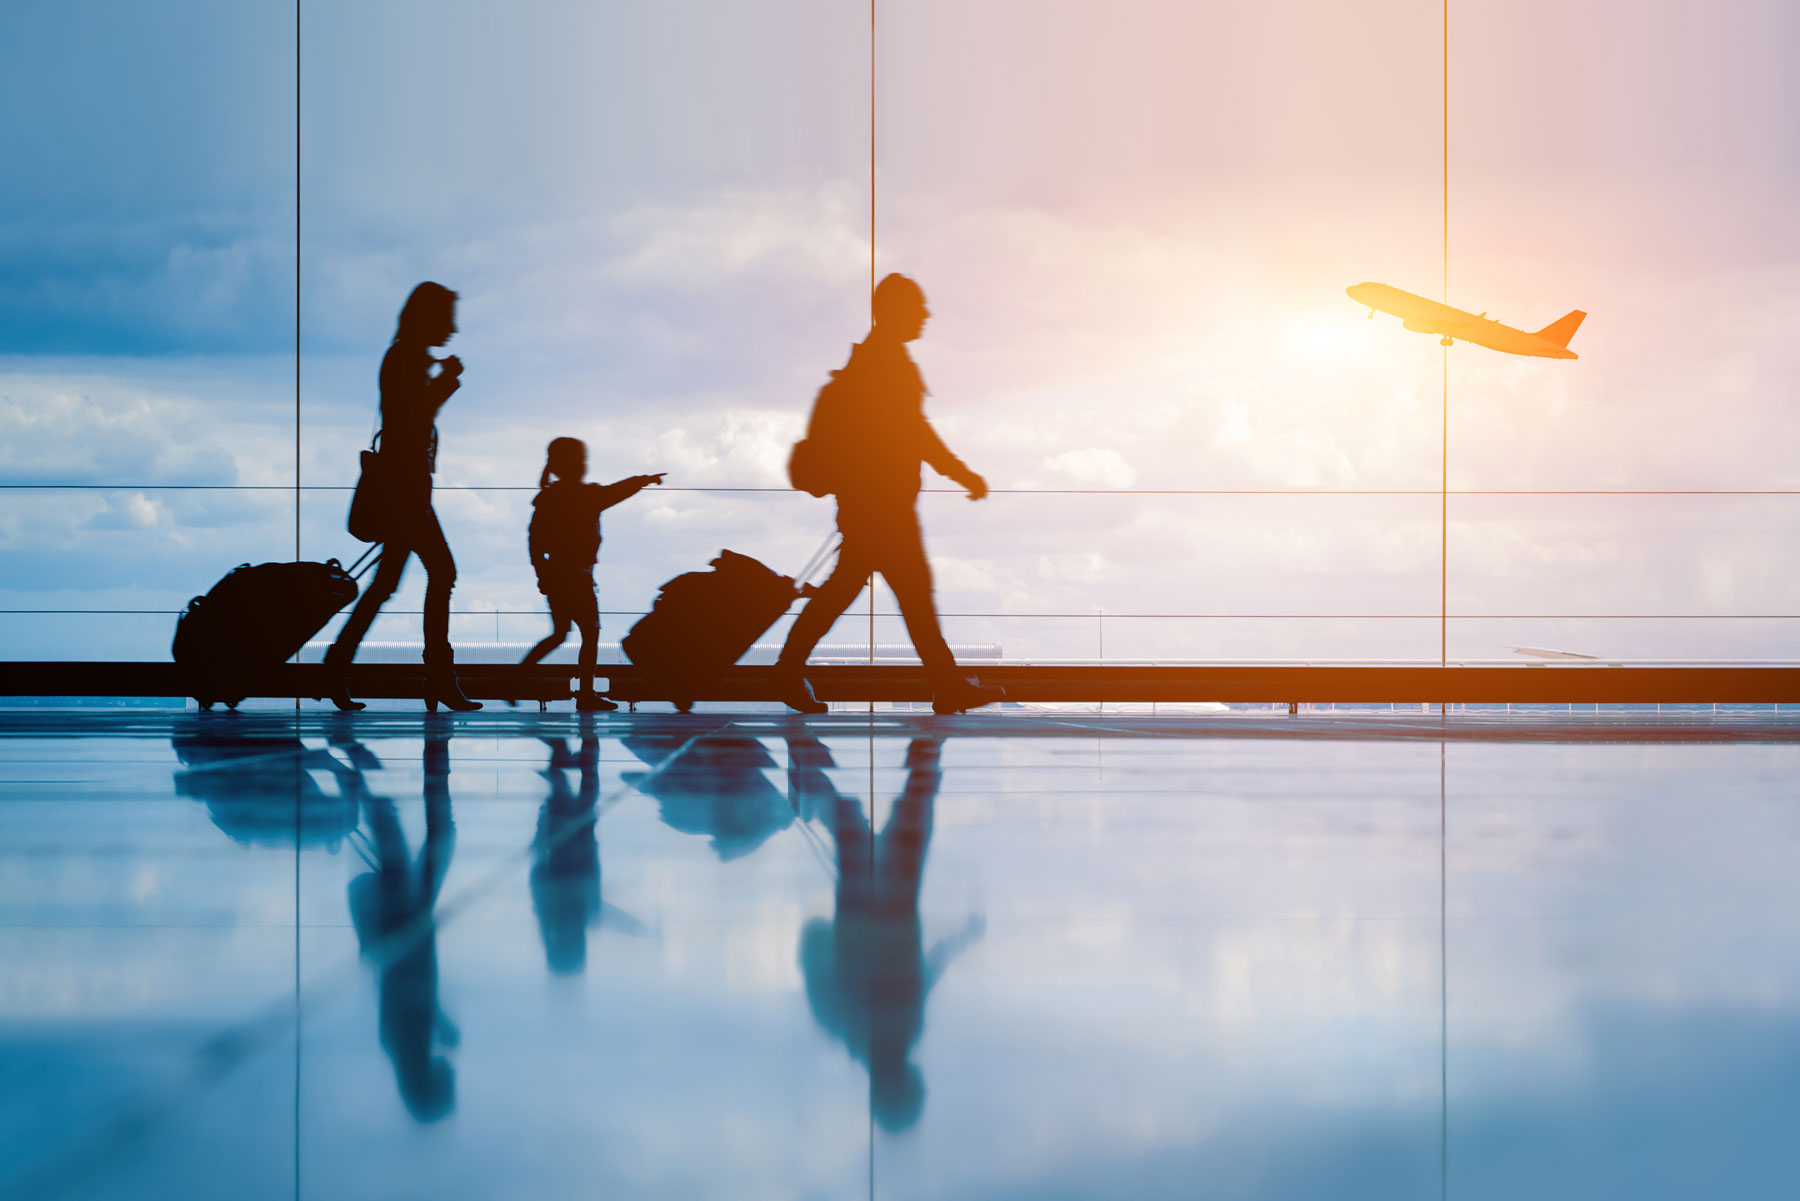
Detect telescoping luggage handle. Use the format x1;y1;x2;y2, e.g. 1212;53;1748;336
795;531;840;589
345;543;383;582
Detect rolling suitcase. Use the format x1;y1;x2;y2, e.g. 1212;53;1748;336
623;541;834;712
172;548;374;709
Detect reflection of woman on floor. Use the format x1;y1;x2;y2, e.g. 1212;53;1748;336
798;738;984;1132
348;729;459;1122
531;735;645;974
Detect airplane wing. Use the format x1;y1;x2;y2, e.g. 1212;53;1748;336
1405;312;1480;334
1405;296;1478;325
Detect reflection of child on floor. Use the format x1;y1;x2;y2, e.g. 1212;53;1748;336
521;437;663;710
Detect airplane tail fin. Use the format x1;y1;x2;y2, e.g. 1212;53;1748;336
1534;310;1586;349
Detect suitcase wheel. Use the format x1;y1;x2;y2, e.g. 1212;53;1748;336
674;699;694;714
197;699;214;711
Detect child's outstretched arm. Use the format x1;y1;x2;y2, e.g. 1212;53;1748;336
595;472;666;511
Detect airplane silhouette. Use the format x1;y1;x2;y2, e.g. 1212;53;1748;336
1347;282;1585;359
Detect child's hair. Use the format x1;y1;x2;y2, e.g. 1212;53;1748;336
540;437;585;489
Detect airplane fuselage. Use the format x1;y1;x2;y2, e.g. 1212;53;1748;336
1346;282;1581;359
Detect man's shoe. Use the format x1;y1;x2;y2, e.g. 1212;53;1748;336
932;678;1005;715
775;672;828;715
576;692;619;712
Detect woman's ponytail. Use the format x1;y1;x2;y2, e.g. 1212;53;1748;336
540;436;584;490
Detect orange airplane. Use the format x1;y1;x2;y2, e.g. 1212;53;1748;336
1346;282;1585;359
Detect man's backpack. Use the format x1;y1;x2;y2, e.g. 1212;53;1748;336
787;361;854;498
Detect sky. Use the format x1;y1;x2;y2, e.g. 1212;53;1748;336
3;0;1798;663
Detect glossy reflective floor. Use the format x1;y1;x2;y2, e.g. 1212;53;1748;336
3;709;1798;1200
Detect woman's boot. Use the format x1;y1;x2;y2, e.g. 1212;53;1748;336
424;651;482;713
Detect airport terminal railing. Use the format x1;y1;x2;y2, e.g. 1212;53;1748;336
6;483;1800;680
5;660;1800;711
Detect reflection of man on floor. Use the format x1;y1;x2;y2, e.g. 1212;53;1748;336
776;273;1003;716
348;728;459;1122
798;738;985;1131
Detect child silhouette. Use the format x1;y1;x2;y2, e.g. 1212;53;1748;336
521;437;664;710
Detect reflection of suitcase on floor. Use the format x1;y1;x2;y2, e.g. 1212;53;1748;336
172;557;364;709
171;723;362;849
623;549;817;712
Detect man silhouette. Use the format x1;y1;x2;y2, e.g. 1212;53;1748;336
776;274;1004;715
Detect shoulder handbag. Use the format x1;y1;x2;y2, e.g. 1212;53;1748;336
347;431;388;544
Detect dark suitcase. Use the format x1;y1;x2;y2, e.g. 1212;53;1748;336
622;550;809;712
172;559;361;709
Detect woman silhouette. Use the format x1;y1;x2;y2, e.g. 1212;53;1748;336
324;282;480;711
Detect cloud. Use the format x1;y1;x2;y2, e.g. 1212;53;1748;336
83;493;165;532
0;219;295;357
1040;448;1138;490
8;176;1800;664
0;360;290;486
299;185;870;371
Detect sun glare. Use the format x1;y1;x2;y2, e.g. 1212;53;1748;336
1286;315;1362;363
